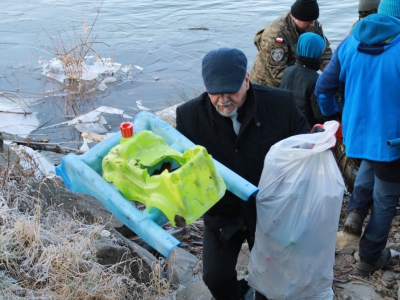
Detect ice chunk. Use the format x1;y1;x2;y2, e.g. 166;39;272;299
74;122;107;134
0;94;39;137
39;57;133;89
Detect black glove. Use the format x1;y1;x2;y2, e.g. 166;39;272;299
323;111;342;122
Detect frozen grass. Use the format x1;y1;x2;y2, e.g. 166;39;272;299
160;87;202;128
0;147;173;299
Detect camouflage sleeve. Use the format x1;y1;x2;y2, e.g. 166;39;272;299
311;21;333;71
251;28;291;88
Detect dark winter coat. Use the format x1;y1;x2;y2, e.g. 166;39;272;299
175;83;309;242
280;56;324;127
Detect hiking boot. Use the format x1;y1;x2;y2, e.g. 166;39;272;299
344;210;364;236
356;248;391;276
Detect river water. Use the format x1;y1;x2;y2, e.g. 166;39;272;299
0;0;356;151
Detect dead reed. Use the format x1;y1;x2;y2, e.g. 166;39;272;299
42;0;110;116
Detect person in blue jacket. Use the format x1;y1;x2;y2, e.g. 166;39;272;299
315;0;400;276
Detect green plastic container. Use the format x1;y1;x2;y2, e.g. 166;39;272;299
102;130;226;227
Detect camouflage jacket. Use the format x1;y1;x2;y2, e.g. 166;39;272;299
250;11;332;88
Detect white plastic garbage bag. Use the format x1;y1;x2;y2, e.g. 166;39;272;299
247;121;344;300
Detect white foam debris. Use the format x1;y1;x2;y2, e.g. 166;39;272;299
79;138;90;153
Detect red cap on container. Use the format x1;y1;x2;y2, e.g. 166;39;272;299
120;122;133;138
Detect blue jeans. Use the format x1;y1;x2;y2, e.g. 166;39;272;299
347;159;374;218
358;160;400;262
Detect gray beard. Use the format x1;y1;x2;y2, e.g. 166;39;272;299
216;102;238;117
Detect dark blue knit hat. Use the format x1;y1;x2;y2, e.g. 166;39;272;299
202;48;247;95
378;0;400;18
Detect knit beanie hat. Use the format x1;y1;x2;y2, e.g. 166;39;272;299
358;0;380;11
378;0;400;18
297;32;325;58
291;0;319;21
202;48;247;95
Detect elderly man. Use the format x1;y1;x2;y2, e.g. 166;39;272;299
315;0;400;276
250;0;332;88
176;47;309;299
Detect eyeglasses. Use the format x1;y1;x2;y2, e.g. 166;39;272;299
358;8;378;18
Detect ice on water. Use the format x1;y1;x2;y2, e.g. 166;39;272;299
39;56;136;91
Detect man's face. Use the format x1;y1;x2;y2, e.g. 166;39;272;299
293;17;315;33
208;73;250;117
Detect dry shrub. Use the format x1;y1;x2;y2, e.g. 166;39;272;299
146;259;173;299
53;4;102;82
42;0;109;116
0;195;139;299
1;147;37;186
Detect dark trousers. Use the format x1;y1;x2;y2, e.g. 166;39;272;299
357;159;400;262
347;159;374;218
202;222;267;300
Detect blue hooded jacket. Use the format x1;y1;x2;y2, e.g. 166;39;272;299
315;13;400;162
